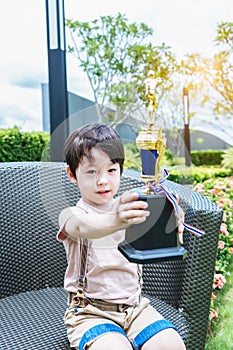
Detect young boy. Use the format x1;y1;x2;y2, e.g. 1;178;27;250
57;123;186;350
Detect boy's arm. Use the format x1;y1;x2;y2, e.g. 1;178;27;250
59;191;149;240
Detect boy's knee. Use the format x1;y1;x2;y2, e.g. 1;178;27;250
141;327;186;350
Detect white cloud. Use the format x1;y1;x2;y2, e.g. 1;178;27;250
0;1;47;73
0;81;43;131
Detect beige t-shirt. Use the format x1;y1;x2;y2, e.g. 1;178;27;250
57;198;142;306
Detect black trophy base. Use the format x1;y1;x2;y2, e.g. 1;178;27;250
118;190;188;264
118;241;187;264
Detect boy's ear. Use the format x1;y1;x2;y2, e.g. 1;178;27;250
66;165;77;184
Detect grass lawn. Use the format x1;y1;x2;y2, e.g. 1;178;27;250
205;259;233;349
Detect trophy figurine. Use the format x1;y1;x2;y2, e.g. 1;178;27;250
144;70;162;126
118;70;188;263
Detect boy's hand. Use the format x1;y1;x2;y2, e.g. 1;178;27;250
113;191;150;227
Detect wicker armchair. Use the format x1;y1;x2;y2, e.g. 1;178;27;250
0;162;223;350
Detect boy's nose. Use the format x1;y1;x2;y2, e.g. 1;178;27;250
97;174;108;185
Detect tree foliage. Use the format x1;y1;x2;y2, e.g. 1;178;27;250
66;13;176;127
179;22;233;117
221;147;233;168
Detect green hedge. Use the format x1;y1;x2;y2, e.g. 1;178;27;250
168;166;232;184
0;127;50;162
190;150;224;166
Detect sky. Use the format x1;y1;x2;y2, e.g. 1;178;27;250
0;0;232;132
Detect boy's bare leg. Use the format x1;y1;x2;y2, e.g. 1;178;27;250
87;333;132;350
142;328;186;350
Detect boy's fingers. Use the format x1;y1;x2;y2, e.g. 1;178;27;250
119;192;148;210
178;222;184;244
178;231;183;245
119;191;138;204
123;209;150;219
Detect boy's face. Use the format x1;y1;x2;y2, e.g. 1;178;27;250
68;148;121;208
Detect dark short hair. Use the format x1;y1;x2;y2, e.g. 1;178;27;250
64;123;125;178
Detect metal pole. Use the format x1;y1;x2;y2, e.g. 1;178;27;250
45;0;69;161
183;87;191;166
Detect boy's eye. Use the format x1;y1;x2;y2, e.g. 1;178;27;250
87;170;96;174
109;168;117;173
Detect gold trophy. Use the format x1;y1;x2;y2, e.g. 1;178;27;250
137;70;166;186
118;71;187;263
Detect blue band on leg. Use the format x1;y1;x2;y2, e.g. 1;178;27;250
79;323;128;350
132;319;177;350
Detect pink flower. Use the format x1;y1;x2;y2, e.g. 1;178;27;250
210;188;218;195
194;184;205;192
218;240;225;250
218;198;233;208
220;223;229;236
213;274;226;289
229;247;233;254
212;185;227;193
211;292;216;300
209;309;218;320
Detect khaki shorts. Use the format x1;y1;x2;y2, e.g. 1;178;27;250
64;294;177;350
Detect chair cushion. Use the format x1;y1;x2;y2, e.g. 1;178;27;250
0;288;188;349
142;293;189;340
0;288;71;350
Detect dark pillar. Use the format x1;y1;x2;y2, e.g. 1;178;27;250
183;87;191;166
45;0;69;161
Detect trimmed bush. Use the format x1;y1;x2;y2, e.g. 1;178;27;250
168;166;232;184
0;127;50;162
191;150;224;166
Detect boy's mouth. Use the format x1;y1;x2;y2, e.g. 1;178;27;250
97;190;110;195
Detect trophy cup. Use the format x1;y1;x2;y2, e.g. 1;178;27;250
118;70;188;263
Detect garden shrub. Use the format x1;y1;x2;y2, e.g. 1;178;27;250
221;147;233;169
190;150;224;166
0;126;50;162
168;166;232;184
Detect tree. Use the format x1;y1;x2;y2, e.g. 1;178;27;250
65;13;176;128
215;22;233;50
179;22;233;118
213;22;233;115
